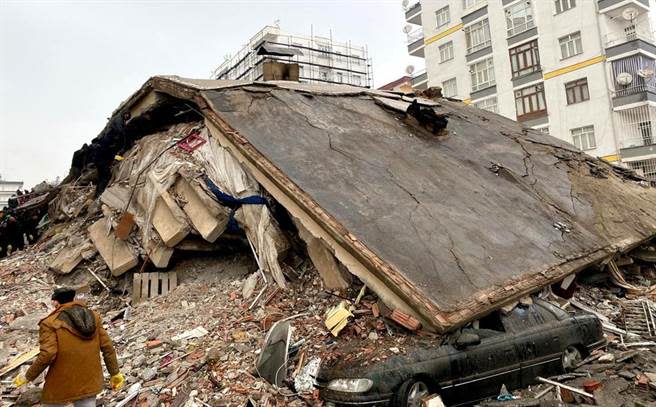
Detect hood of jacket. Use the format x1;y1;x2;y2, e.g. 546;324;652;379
56;302;97;339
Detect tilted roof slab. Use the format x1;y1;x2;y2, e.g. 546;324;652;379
93;76;656;332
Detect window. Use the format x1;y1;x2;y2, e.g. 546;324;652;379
334;51;344;63
442;78;457;97
538;127;550;134
353;75;362;86
336;72;343;83
439;41;454;63
470;57;495;92
436;6;450;29
559;32;583;59
639;121;653;145
299;65;304;77
571;126;596;150
463;0;485;10
464;19;491;54
565;78;589;104
554;0;575;14
509;40;540;78
319;70;329;81
474;96;498;113
505;1;534;37
515;83;547;119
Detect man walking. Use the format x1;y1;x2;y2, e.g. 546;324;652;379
14;287;125;406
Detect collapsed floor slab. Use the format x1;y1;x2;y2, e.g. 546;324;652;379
60;75;656;332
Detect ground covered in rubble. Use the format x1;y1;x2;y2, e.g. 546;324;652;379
0;242;433;407
4;245;656;407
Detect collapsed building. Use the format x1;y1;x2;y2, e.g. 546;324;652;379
46;75;656;333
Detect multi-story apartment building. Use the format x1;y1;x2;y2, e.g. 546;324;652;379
212;25;372;88
405;0;656;179
0;176;23;209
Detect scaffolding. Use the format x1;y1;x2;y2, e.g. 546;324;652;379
211;26;373;88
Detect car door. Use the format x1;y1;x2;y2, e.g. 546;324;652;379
446;330;521;405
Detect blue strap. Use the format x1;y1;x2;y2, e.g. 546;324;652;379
203;177;268;233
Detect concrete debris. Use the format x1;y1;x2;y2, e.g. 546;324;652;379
7;77;656;405
172;326;208;341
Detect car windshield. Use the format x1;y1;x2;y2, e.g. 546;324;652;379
501;299;567;333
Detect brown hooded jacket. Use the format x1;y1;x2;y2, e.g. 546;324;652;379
25;301;119;404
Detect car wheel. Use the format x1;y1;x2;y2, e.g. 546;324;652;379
392;379;431;407
562;345;582;371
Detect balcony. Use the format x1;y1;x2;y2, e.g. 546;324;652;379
598;0;649;18
405;2;422;25
605;25;655;49
614;105;656;164
407;29;425;57
411;69;428;90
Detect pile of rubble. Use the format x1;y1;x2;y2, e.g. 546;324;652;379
6;76;656;406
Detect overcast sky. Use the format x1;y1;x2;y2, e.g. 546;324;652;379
0;0;422;188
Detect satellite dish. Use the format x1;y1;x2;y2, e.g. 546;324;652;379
638;68;654;78
622;7;639;21
403;25;413;34
616;72;634;85
406;65;415;75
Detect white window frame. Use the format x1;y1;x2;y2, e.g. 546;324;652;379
559;32;583;59
436;5;450;29
352;75;362;86
505;1;535;38
442;78;458;98
464;19;491;55
439;41;454;63
470;57;496;92
463;0;486;10
336;72;343;83
554;0;575;14
473;96;498;113
571;125;596;150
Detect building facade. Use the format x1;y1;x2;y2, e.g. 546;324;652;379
212;25;372;88
0;177;23;209
405;0;656;178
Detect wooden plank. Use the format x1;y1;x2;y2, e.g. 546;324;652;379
160;273;169;296
140;274;149;301
88;218;139;276
150;273;159;298
0;347;39;376
169;271;177;291
174;177;226;243
537;377;594;399
132;273;142;303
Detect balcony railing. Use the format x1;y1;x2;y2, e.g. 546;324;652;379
411;69;428;87
406;29;424;45
612;83;656;98
614;104;656;150
405;2;421;18
605;26;655;49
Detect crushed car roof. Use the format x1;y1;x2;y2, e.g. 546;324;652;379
81;75;656;332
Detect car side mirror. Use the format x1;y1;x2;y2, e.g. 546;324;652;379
455;332;481;349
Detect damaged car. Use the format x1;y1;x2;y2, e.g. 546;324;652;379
317;298;605;407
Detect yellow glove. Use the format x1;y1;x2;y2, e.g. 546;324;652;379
110;373;125;390
13;373;27;388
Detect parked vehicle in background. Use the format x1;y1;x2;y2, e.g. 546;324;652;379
317;298;605;407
